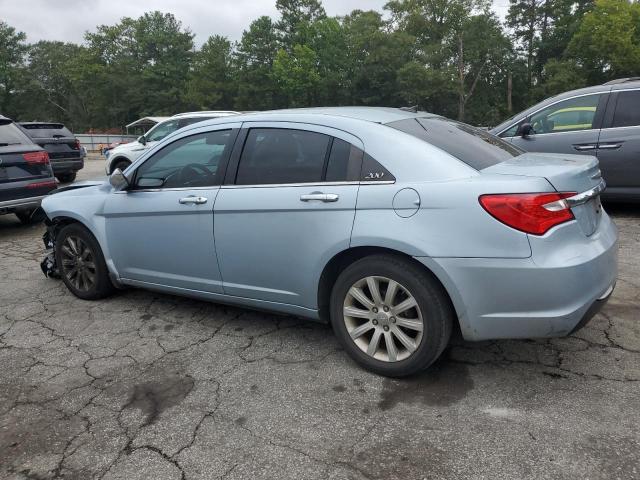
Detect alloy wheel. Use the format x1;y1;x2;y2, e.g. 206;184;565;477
60;235;97;292
343;276;424;362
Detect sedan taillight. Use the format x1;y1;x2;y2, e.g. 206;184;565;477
479;192;576;235
23;151;50;165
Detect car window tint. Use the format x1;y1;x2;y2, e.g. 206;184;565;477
529;94;601;134
500;123;520;138
325;138;363;182
0;121;32;145
135;130;232;188
388;117;521;170
236;129;330;185
146;120;179;142
612;90;640;128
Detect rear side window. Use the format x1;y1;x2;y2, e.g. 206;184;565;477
236;129;331;185
325;138;363;182
388;117;522;170
0;121;32;146
612;90;640;128
20;123;74;138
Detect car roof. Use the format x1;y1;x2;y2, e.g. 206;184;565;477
197;107;439;126
171;111;240;118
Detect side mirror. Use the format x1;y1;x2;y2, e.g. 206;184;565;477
138;135;147;146
517;123;535;138
109;168;129;191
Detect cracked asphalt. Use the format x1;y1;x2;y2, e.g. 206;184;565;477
1;159;639;480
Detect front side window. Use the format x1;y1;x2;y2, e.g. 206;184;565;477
612;90;640;128
236;129;331;185
529;94;601;134
134;130;232;188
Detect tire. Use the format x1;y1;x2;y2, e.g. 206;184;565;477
111;159;130;173
15;208;46;225
54;223;115;300
56;172;77;183
330;254;453;377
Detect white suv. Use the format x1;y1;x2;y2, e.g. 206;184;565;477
105;111;240;174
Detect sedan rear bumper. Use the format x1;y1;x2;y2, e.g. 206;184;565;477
418;213;618;341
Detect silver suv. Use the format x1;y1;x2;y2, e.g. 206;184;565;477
491;78;640;201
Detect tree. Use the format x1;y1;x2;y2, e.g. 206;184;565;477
272;45;321;106
185;35;235;110
568;0;640;84
275;0;326;48
234;16;280;110
0;21;27;118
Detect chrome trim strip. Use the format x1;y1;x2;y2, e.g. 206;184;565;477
115;180;395;193
0;195;46;209
566;180;606;207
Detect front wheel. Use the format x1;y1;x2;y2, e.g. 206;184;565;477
330;255;453;377
111;159;130;173
55;223;115;300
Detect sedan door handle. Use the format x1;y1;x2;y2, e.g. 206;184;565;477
179;196;208;205
573;144;598;151
598;143;623;150
300;193;339;202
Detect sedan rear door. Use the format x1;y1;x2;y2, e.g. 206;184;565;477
213;123;364;310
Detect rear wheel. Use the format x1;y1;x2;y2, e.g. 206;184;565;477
15;208;46;225
330;255;453;377
56;172;76;183
55;223;115;300
111;159;130;173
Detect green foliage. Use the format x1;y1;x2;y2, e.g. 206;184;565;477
0;0;627;130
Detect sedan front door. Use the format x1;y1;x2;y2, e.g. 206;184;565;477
509;93;607;156
103;126;239;293
214;124;364;310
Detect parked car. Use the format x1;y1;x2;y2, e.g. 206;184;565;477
19;122;85;183
0;115;57;224
105;111;240;174
41;107;617;377
491;77;640;201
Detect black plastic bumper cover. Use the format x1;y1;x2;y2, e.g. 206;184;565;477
569;284;615;334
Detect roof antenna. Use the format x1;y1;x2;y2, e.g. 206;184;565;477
399;105;419;113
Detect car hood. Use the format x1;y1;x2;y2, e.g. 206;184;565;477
110;141;144;154
48;178;109;196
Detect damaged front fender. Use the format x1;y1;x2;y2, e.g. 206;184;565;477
40;220;61;279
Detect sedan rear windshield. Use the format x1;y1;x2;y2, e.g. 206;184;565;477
0;121;32;146
387;117;522;170
20;123;74;138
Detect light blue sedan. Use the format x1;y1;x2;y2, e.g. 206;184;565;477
40;108;618;377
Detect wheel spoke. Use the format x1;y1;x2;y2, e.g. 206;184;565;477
349;286;374;310
367;330;382;356
349;321;374;339
384;332;398;362
393;296;417;315
67;237;79;255
343;305;371;319
395;317;423;332
61;245;74;258
384;279;398;306
366;277;383;306
392;327;417;353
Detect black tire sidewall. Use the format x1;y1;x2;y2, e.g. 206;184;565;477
112;160;130;173
330;255;452;377
55;223;114;300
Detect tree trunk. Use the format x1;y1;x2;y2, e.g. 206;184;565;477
507;71;513;113
458;35;465;121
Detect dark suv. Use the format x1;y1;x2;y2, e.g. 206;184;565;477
19;122;85;183
0;116;57;224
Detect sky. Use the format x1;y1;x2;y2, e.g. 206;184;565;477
0;0;509;45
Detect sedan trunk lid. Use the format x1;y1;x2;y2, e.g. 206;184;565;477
483;152;604;236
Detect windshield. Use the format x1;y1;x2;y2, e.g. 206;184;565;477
145;117;214;143
387;117;523;170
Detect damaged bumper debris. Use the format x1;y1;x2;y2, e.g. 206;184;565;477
40;223;60;279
